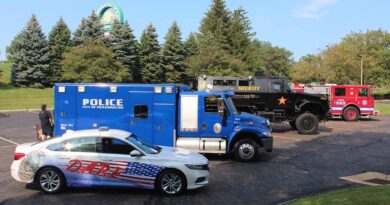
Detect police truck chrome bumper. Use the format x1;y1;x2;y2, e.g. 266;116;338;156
261;137;273;152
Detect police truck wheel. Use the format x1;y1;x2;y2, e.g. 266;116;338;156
36;167;65;194
343;106;359;121
296;113;319;135
157;170;186;195
234;139;258;162
289;120;297;130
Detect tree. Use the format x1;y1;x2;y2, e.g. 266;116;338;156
109;20;139;82
6;32;23;62
184;32;199;57
48;17;71;83
61;41;129;83
186;35;248;77
229;7;255;57
162;22;186;83
72;11;103;46
199;0;231;50
72;17;87;46
291;29;390;86
10;15;51;87
139;24;163;83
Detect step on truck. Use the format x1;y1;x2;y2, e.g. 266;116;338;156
54;83;273;162
197;71;331;135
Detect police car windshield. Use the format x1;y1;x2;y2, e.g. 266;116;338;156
226;96;239;114
126;134;161;154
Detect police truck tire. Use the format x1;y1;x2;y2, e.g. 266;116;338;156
156;169;187;195
289;120;297;130
36;167;65;194
296;113;319;135
234;139;258;162
343;106;359;121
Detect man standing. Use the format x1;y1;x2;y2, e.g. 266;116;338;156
38;104;53;140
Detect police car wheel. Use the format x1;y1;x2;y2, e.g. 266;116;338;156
289;120;297;130
36;167;65;194
343;106;359;121
157;170;186;195
296;113;319;135
234;139;258;162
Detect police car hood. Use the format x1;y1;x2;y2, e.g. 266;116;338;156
156;146;208;164
234;112;268;126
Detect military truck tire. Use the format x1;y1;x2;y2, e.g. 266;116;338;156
342;106;359;121
296;113;319;135
289;120;297;130
234;139;258;162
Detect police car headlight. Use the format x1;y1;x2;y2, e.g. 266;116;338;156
262;132;272;137
185;164;209;170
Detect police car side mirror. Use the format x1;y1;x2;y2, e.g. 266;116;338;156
130;150;142;157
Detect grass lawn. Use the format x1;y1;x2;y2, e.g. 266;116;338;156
0;62;53;110
287;186;390;205
375;103;390;115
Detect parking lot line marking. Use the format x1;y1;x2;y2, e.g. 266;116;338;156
0;145;17;149
273;136;302;141
0;136;19;145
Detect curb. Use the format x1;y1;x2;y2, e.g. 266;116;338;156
0;108;54;112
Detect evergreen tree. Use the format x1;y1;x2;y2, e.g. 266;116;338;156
84;10;104;41
6;32;23;62
72;17;87;46
184;32;199;57
199;0;231;50
162;22;186;83
72;11;103;46
139;24;162;83
10;15;51;87
48;17;71;83
61;42;129;83
109;20;139;82
229;8;255;57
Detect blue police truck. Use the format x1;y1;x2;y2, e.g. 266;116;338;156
54;83;273;161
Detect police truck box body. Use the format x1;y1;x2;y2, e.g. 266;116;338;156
54;83;272;161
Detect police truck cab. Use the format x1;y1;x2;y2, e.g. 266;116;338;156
54;83;272;162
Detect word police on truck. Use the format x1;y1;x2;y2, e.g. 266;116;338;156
54;83;273;162
197;71;331;135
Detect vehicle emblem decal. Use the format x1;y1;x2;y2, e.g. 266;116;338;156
213;123;222;133
278;96;287;105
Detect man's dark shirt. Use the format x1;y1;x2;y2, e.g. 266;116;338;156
39;110;52;129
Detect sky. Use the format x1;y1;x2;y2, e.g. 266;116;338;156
0;0;389;61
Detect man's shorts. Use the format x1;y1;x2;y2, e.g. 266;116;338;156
42;126;52;136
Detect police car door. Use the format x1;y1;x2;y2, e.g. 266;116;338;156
98;137;156;188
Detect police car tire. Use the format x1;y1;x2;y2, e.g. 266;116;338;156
296;113;319;135
343;106;359;121
234;139;258;162
156;169;187;195
289;120;297;130
36;167;65;194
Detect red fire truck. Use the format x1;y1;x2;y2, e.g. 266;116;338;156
291;84;379;121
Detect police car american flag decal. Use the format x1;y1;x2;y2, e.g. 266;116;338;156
62;159;165;189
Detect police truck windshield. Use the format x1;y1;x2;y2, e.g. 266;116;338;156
126;135;161;154
226;96;239;114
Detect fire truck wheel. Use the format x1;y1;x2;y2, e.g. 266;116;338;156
289;120;297;130
234;139;258;162
343;106;359;121
296;113;319;135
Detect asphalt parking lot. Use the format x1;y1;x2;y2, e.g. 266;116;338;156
0;111;389;205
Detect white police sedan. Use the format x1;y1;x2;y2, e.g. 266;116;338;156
11;128;209;195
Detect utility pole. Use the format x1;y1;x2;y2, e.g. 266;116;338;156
360;55;363;85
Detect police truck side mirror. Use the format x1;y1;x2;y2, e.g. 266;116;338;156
130;150;142;157
217;98;227;120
